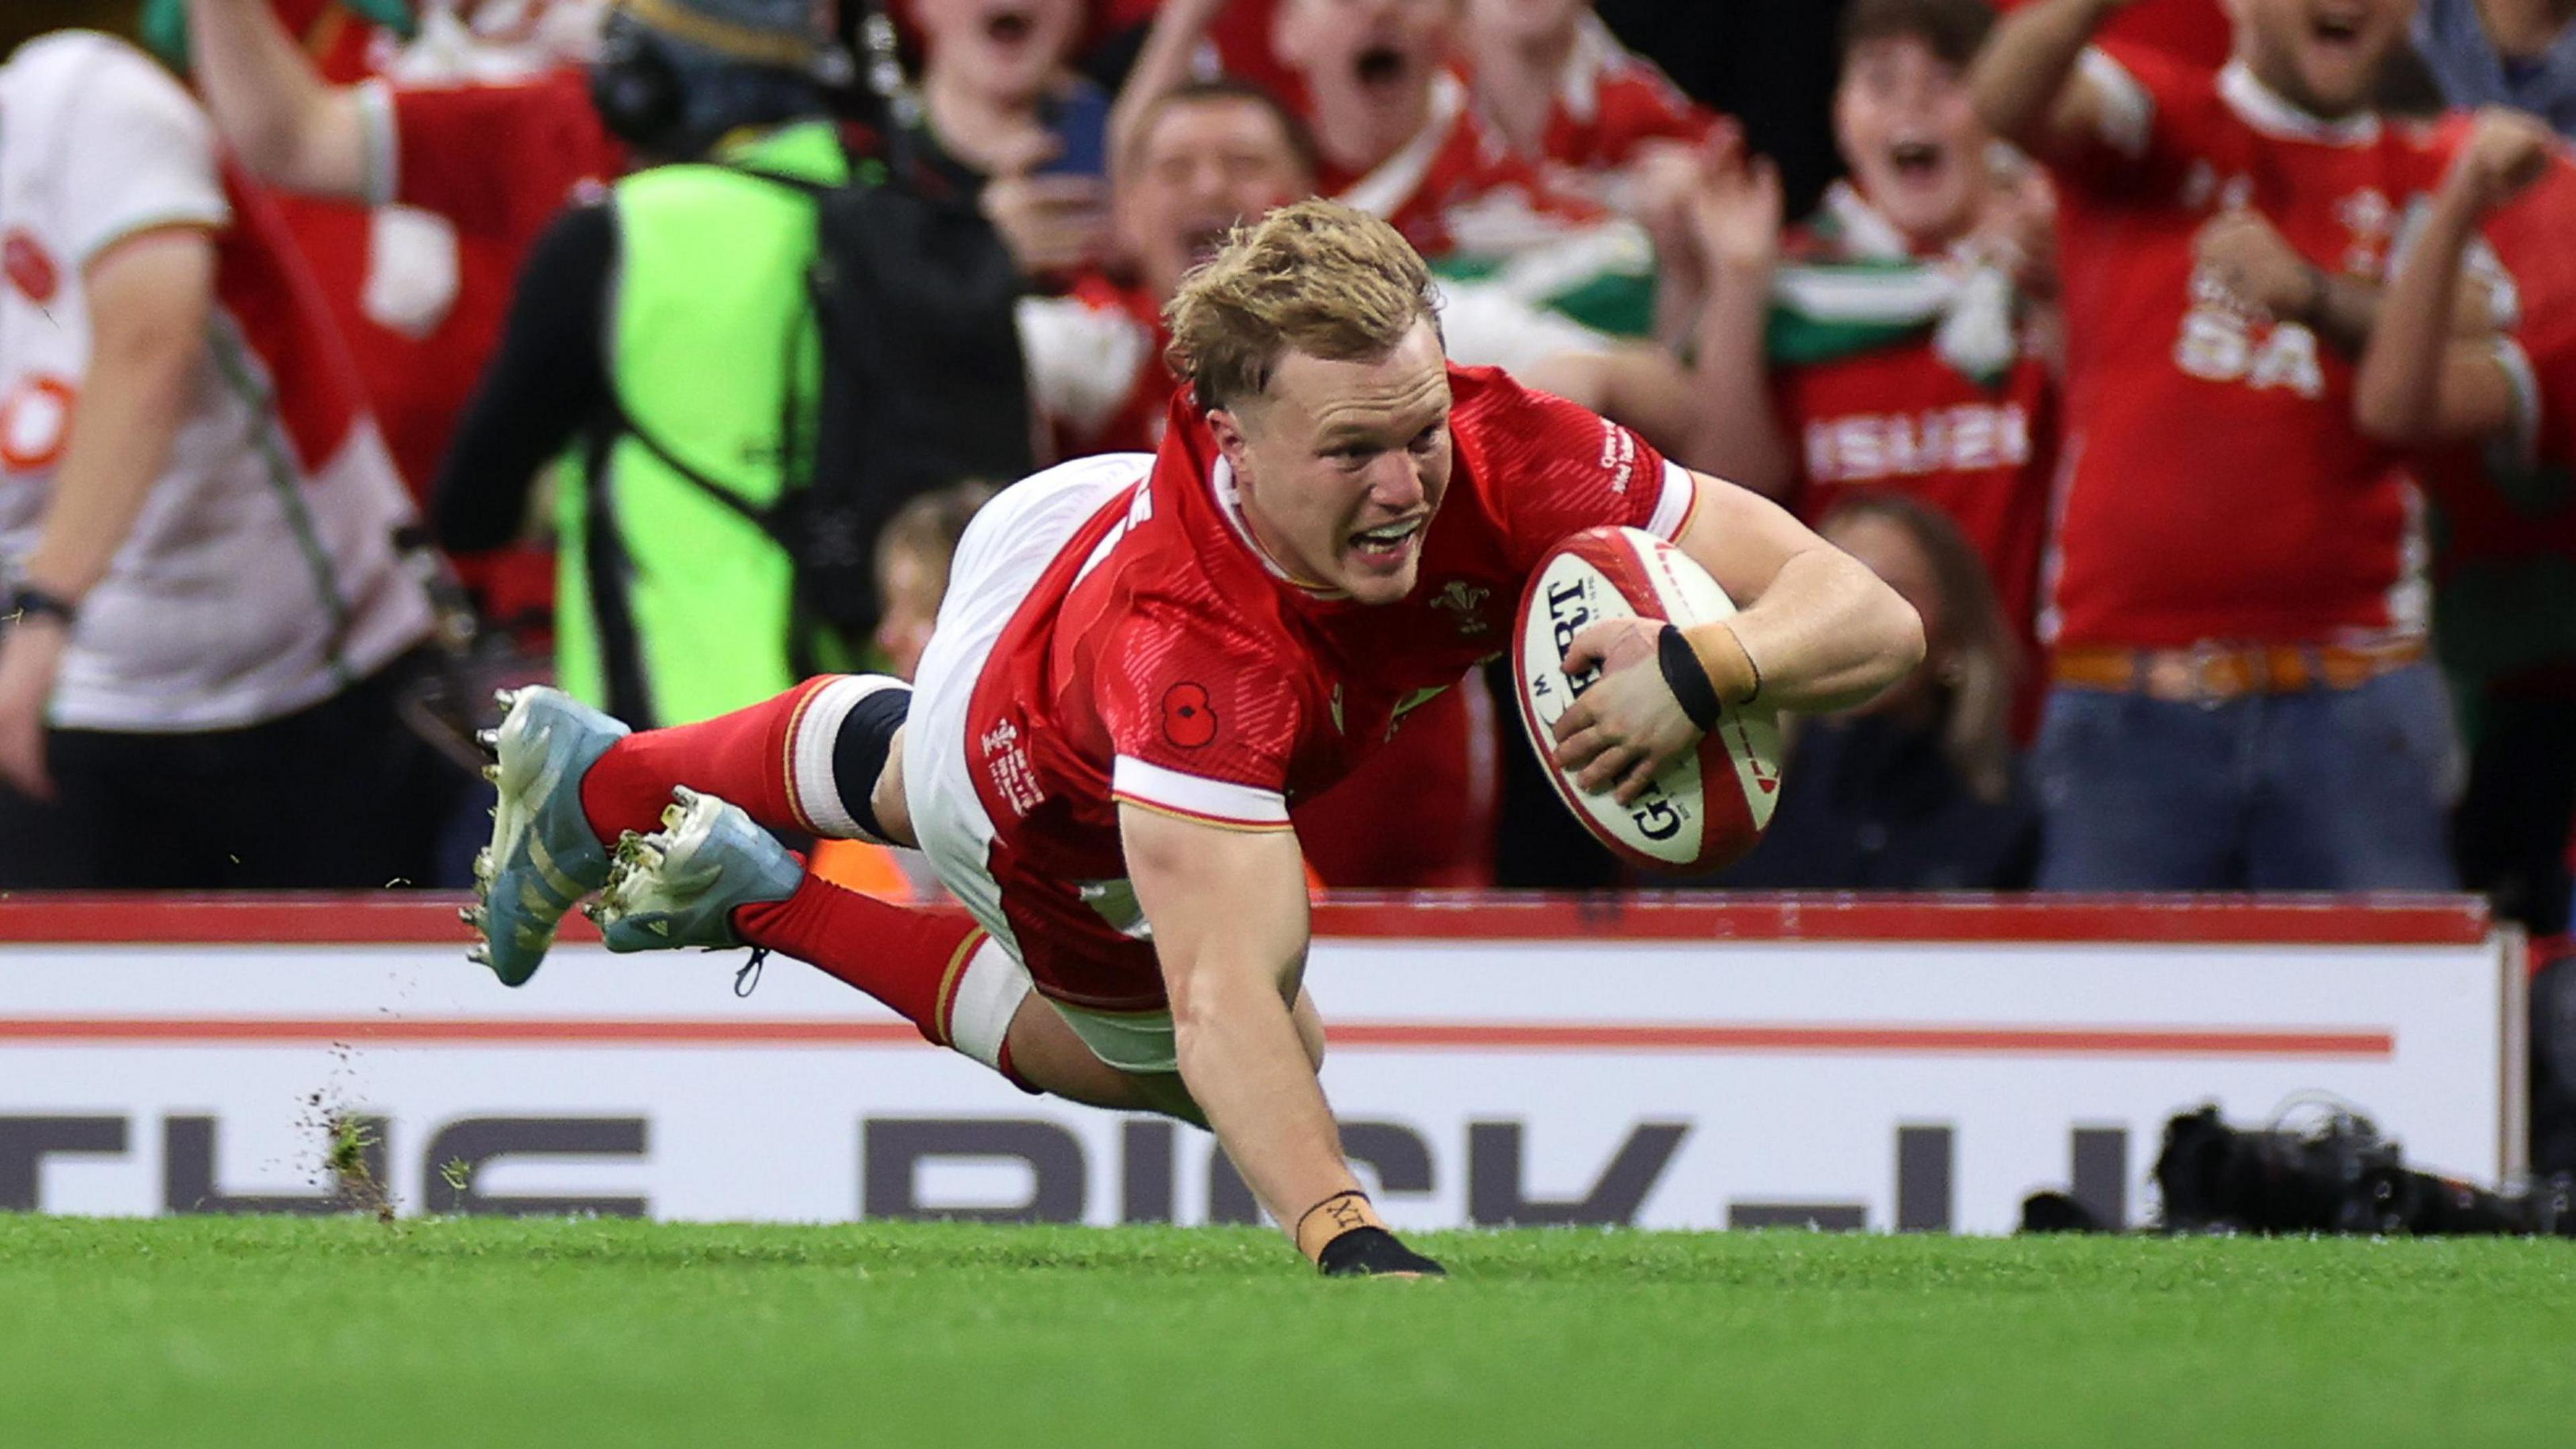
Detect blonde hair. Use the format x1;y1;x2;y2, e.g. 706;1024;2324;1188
1820;492;2023;806
1163;199;1442;413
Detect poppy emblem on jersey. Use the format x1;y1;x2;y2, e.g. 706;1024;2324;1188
1162;683;1218;749
3;231;58;305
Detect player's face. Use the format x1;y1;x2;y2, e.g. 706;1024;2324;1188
1823;511;1948;719
915;0;1083;99
1275;0;1459;123
1215;319;1455;606
873;546;945;682
2227;0;2411;118
1464;0;1589;50
1835;36;1990;250
1121;99;1314;301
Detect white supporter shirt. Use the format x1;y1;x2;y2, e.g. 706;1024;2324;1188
0;33;429;731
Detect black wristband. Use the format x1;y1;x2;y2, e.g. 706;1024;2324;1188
1656;623;1723;733
1316;1226;1448;1278
7;586;76;629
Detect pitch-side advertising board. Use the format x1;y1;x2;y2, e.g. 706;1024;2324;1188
0;897;2520;1235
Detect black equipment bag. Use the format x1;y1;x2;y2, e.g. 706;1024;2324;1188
784;166;1033;645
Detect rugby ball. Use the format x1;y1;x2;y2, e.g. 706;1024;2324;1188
1511;526;1783;872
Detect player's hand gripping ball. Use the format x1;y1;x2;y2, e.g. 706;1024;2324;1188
1511;527;1783;871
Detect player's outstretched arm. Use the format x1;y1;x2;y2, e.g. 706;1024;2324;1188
182;0;372;201
1967;0;2140;162
2355;111;2557;445
1554;473;1924;804
1120;804;1442;1277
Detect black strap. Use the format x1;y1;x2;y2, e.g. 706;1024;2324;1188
606;399;796;545
1657;624;1725;733
577;418;657;727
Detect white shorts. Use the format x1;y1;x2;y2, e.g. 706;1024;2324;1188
903;454;1178;1074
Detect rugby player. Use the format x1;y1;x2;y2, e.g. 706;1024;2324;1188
466;201;1923;1274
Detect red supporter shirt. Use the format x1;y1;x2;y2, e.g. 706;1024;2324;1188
2043;50;2457;649
357;70;625;620
2488;164;2576;482
2393;162;2576;594
1994;0;2233;70
1314;72;1618;262
1770;199;2057;667
1527;13;1725;181
368;69;625;250
1782;347;2054;635
1018;272;1175;460
1780;337;2055;741
963;366;1699;1007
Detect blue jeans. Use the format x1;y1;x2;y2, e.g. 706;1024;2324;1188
2034;662;2460;890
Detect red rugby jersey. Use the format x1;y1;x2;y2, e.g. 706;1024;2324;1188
961;366;1697;1007
2043;48;2458;649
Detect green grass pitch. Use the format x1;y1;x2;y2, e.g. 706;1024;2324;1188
5;1216;2572;1448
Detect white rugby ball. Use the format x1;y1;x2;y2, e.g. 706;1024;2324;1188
1511;525;1783;872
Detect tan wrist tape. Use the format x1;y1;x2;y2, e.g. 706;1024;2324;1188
1680;621;1762;706
1295;1190;1387;1263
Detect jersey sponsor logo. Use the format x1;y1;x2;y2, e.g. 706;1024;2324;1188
2173;277;2326;399
1803;402;2033;485
1428;580;1493;634
1161;683;1218;749
0;375;76;473
3;230;58;305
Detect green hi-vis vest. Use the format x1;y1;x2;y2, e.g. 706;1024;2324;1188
557;120;849;729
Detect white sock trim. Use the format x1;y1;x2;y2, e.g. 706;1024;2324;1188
790;675;906;843
945;936;1031;1071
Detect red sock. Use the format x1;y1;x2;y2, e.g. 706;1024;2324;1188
579;678;837;844
734;870;987;1048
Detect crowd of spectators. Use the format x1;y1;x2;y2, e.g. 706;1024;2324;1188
3;0;2575;961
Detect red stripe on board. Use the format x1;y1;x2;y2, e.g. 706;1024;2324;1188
0;892;2495;946
0;1018;922;1044
1322;1023;2394;1057
0;1017;2392;1057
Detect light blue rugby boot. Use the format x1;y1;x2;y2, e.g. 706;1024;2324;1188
463;686;630;985
587;787;804;953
